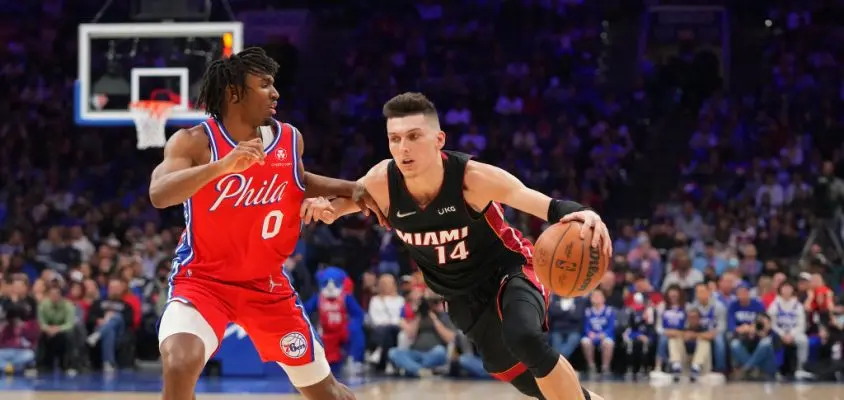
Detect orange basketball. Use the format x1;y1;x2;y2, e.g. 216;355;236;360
533;221;609;298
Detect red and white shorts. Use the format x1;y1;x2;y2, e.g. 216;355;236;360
157;275;330;387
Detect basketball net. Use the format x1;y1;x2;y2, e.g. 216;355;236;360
130;100;173;150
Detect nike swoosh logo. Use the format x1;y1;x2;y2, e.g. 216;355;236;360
396;211;417;218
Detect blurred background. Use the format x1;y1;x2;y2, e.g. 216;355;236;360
0;0;843;396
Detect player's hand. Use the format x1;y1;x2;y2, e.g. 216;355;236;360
301;197;335;224
352;182;390;229
218;138;265;173
559;210;612;259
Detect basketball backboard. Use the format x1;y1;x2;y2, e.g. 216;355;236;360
75;22;243;126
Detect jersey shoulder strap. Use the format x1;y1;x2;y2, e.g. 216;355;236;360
441;150;471;192
387;159;405;203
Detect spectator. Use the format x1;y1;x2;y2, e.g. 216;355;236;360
388;292;454;378
714;271;737;306
37;285;75;372
612;224;637;256
692;240;727;275
737;244;762;284
657;285;687;375
669;308;712;381
0;316;39;375
768;281;808;377
547;295;587;359
449;332;488;379
626;236;663;289
756;172;784;209
622;283;657;378
804;299;844;380
728;284;769;379
661;249;704;295
366;274;405;371
760;272;787;309
688;282;727;373
674;202;705;240
0;277;38;322
805;272;835;331
581;290;615;378
86;278;134;372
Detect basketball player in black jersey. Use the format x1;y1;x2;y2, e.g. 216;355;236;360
304;93;611;400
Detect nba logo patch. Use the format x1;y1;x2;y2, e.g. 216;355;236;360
280;332;308;359
275;148;287;161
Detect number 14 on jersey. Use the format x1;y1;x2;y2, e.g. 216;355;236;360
435;241;469;264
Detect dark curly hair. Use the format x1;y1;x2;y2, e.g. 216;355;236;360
196;47;279;120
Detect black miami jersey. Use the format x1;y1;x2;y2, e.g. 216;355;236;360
386;151;534;298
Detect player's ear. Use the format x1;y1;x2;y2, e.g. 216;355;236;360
436;130;446;150
228;85;239;103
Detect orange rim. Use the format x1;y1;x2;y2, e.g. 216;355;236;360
130;100;175;119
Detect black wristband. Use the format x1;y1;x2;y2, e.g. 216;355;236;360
547;199;587;222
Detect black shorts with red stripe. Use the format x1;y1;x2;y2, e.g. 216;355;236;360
447;264;556;399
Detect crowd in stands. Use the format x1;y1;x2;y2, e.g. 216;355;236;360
1;0;843;385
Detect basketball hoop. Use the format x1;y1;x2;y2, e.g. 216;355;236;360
130;100;174;150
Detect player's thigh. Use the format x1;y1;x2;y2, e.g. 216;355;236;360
158;283;232;363
239;295;330;388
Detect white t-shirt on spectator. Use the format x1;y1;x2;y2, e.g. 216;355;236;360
445;107;471;126
495;95;523;115
756;183;784;208
367;295;405;326
72;237;95;263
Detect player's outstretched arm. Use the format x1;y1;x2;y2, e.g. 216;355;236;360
463;161;611;256
149;129;264;208
314;160;391;225
293;128;388;226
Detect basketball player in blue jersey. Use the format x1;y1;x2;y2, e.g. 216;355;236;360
307;92;611;400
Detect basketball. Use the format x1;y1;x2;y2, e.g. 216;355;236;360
533;221;609;298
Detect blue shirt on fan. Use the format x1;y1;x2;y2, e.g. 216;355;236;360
727;298;765;331
584;306;616;338
661;306;687;331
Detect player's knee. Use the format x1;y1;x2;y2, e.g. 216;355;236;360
501;301;559;377
160;333;206;379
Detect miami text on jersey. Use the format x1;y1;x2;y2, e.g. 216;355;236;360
394;227;469;246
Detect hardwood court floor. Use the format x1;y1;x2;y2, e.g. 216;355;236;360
2;380;842;400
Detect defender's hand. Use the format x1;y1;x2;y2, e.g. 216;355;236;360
300;197;335;224
352;183;390;229
218;138;265;173
559;210;612;259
